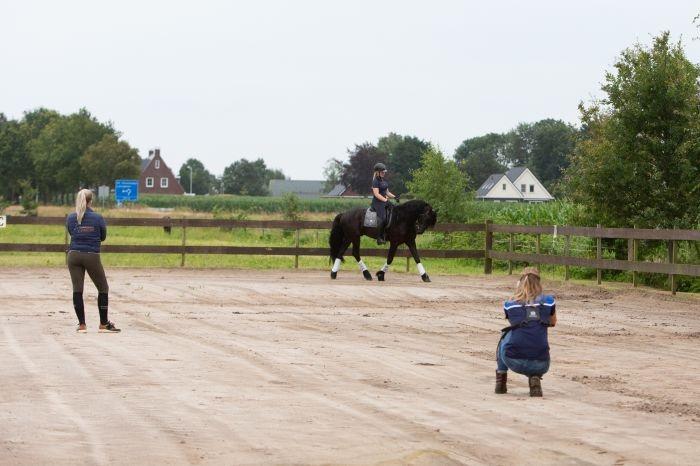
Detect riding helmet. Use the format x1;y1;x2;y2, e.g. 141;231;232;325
374;162;387;172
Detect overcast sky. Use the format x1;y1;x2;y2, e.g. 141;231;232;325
2;1;699;179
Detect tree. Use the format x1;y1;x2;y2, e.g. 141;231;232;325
563;32;700;228
222;158;274;195
506;120;578;189
30;109;114;200
341;143;386;195
379;134;430;195
407;148;468;222
453;133;508;190
80;135;141;187
178;158;216;195
265;167;286;187
0;117;31;201
322;158;344;193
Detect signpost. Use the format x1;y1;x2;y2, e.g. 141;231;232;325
115;179;139;205
0;215;6;228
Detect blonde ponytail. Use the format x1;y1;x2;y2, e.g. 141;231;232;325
513;267;543;303
76;189;93;224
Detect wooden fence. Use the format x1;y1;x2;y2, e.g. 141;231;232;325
2;216;699;294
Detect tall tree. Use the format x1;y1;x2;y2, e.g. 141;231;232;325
322;158;344;193
80;135;141;187
178;158;216;195
453;133;508;190
506;120;577;189
340;143;386;195
407;148;468;222
379;134;430;195
0;116;30;201
30;109;114;199
564;32;700;228
222;158;273;196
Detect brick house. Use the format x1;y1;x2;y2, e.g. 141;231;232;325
139;148;185;195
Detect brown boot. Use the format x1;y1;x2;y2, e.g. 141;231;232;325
495;371;507;394
529;375;542;397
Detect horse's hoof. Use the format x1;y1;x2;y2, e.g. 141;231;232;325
421;273;431;283
376;271;385;281
330;271;337;279
363;270;373;281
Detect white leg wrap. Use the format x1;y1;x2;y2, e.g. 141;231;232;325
331;258;342;273
417;263;426;276
357;260;368;272
380;262;389;272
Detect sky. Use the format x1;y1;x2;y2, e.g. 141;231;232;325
2;1;699;180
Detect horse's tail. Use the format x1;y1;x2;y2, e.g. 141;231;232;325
329;213;346;262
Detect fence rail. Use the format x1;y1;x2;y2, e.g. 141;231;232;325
2;216;698;294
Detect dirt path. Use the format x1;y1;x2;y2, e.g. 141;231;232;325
1;268;698;465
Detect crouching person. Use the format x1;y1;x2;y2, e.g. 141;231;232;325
495;267;556;397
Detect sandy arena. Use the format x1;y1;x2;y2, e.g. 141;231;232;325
1;267;699;465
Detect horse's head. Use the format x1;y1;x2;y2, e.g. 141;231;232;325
415;203;437;234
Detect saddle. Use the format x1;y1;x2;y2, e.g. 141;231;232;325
363;204;394;229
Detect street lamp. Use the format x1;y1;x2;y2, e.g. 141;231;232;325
188;165;193;195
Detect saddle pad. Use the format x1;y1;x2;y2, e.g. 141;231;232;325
363;208;378;228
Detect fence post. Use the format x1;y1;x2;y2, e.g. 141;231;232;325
484;220;493;274
406;256;410;272
669;227;677;295
535;231;541;272
508;233;514;275
632;225;639;288
596;224;602;285
63;214;68;249
180;221;187;267
564;231;571;281
294;227;300;269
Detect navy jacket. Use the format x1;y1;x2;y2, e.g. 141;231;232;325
502;295;556;360
66;208;107;253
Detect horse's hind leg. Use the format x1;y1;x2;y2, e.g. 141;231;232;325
331;240;351;279
352;240;372;281
376;242;398;282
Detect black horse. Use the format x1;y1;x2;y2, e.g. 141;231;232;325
329;199;438;282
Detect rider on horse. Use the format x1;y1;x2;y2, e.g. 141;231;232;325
371;162;396;245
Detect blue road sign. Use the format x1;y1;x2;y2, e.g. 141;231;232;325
115;179;139;203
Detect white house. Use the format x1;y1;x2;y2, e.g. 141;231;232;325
475;167;554;202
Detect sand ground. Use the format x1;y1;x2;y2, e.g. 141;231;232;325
1;267;698;465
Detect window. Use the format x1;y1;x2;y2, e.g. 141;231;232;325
155;160;160;169
146;177;154;188
160;177;169;188
521;184;526;192
529;185;534;192
502;183;506;191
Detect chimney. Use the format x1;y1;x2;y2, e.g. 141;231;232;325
148;149;154;157
155;148;160;157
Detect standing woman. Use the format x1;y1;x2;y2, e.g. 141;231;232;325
495;267;556;396
66;189;120;333
370;162;396;245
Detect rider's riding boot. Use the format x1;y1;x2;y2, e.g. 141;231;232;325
495;370;507;394
376;219;386;245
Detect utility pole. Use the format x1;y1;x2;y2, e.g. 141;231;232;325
188;165;193;195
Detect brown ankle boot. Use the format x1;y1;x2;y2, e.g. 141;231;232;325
529;375;542;397
495;371;507;394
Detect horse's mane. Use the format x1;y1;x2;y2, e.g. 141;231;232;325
394;199;429;220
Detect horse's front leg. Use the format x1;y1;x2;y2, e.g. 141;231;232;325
407;239;430;282
376;242;398;282
352;240;372;281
